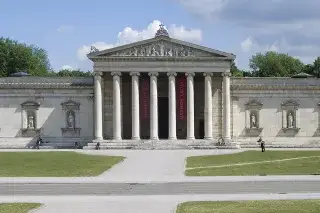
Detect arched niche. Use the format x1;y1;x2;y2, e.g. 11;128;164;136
61;99;81;137
244;99;263;136
281;100;300;133
20;100;41;137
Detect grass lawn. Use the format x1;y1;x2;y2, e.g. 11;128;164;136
185;150;320;176
0;152;124;177
176;200;320;213
0;203;41;213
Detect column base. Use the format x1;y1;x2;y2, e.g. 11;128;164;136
168;137;177;140
187;137;195;140
113;137;122;140
131;137;140;140
204;137;213;140
150;137;159;140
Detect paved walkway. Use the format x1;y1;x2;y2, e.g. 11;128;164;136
1;194;320;213
90;149;243;181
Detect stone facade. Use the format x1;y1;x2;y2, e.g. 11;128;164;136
1;28;320;148
232;78;320;147
0;77;94;148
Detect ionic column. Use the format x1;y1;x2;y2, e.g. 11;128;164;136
111;72;122;140
149;72;159;140
204;72;213;139
167;72;177;140
130;72;140;140
186;72;195;140
222;72;231;141
94;71;103;140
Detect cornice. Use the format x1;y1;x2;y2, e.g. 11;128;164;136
90;56;231;62
0;84;93;89
0;77;94;89
231;84;320;90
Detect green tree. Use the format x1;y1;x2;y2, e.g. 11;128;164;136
311;57;320;78
249;51;305;77
230;61;244;77
0;37;51;77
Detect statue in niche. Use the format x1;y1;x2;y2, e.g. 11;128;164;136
27;113;35;129
250;112;257;128
67;111;75;128
287;112;294;128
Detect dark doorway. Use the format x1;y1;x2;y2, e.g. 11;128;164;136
158;97;169;139
199;119;205;139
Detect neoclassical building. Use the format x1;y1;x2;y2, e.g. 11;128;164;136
1;26;320;149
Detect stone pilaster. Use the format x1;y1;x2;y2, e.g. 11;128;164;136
168;72;177;140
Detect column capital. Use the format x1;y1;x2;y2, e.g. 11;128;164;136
129;72;140;76
203;72;213;77
167;72;177;77
148;72;159;77
221;72;231;77
94;71;103;77
111;72;122;77
185;72;195;77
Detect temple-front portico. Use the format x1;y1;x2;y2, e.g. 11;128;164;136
87;25;235;148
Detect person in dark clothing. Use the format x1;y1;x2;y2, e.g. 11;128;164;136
257;136;265;152
95;142;100;150
35;136;43;149
75;141;80;149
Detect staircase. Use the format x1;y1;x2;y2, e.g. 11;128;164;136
84;139;240;150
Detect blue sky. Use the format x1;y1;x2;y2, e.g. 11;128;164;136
1;0;320;71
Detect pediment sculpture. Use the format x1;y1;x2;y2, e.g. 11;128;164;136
106;41;213;57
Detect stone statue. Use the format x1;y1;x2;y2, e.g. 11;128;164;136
67;111;75;128
27;114;34;129
287;112;294;128
90;46;99;53
250;112;257;128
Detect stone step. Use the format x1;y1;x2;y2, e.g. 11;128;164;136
84;141;239;150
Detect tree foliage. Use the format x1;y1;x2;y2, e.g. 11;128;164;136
0;37;51;77
249;51;305;77
302;57;320;78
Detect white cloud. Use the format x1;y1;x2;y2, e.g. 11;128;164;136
57;25;74;33
61;65;74;70
240;37;253;53
77;42;115;61
177;0;320;65
77;20;203;61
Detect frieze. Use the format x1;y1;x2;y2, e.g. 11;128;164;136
105;40;213;57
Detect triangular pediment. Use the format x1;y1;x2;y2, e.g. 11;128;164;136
87;37;235;59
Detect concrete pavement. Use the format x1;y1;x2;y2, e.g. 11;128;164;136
1;194;320;213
